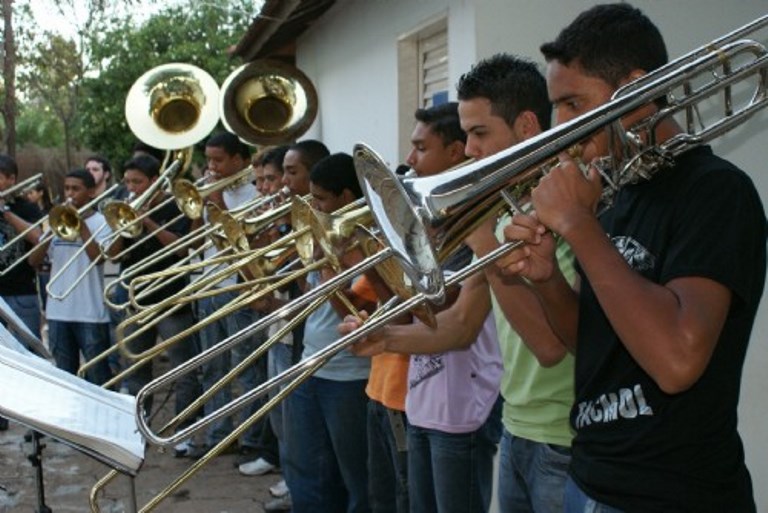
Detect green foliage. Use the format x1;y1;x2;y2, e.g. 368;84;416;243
16;102;64;146
80;0;254;170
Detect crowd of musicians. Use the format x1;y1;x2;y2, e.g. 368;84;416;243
0;3;765;513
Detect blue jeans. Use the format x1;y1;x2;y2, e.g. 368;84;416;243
3;294;41;338
368;400;409;513
408;397;502;513
47;320;111;385
284;376;370;513
267;342;292;439
197;292;266;448
497;429;571;513
123;307;202;429
564;476;625;513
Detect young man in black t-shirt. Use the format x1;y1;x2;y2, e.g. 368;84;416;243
107;154;202;438
499;4;764;512
0;155;44;431
0;154;43;339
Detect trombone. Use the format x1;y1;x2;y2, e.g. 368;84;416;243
133;197;382;446
118;188;296;310
0;184;119;278
0;173;43;201
0;173;46;256
172;163;255;220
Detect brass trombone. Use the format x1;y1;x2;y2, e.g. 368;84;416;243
171;164;255;220
131;197;376;442
119;189;298;309
0;184;119;278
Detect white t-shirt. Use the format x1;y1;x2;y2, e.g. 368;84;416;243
46;212;112;323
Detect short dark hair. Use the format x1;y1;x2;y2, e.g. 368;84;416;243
457;53;551;131
0;154;18;178
261;145;290;172
288;139;330;171
123;154;161;180
414;102;466;146
310;153;362;199
85;155;112;176
540;3;668;88
66;168;96;189
131;140;165;162
206;131;251;159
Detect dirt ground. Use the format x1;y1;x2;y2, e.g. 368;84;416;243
0;417;281;513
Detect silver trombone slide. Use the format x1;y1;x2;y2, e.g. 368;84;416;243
144;236;525;447
135;244;394;446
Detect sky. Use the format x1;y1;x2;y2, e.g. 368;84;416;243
24;1;265;40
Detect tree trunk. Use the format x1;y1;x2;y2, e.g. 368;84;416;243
1;0;17;157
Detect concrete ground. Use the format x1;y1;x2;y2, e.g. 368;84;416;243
0;414;281;512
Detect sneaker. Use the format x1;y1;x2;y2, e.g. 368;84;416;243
173;440;196;458
238;457;277;476
269;479;289;498
233;445;259;467
264;493;292;512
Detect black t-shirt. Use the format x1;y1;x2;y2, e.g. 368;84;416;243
0;198;43;296
119;196;191;306
571;146;765;512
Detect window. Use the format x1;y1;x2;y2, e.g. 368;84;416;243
398;17;448;161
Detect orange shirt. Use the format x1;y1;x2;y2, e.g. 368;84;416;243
351;276;409;411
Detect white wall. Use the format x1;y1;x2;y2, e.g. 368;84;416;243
296;1;768;509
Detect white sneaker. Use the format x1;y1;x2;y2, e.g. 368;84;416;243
269;479;289;498
173;439;195;458
238;457;277;476
264;493;292;512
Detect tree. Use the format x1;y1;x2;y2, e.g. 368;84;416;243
80;0;253;172
21;34;83;167
15;0;138;166
1;0;18;156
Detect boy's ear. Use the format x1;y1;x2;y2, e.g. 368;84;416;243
342;188;355;204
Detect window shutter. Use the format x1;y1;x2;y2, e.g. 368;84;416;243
419;28;448;108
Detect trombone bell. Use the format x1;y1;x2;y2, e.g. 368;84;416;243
221;60;318;146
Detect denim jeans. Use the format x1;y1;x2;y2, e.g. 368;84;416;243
47;320;111;385
564;476;625;513
266;342;293;467
408;397;502;513
3;294;41;338
123;307;202;429
267;342;293;441
284;376;370;513
197;292;266;448
368;400;409;513
497;429;571;513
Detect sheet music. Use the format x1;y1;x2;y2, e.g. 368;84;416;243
0;325;145;473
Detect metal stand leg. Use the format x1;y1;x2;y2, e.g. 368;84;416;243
127;475;138;513
26;431;53;513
